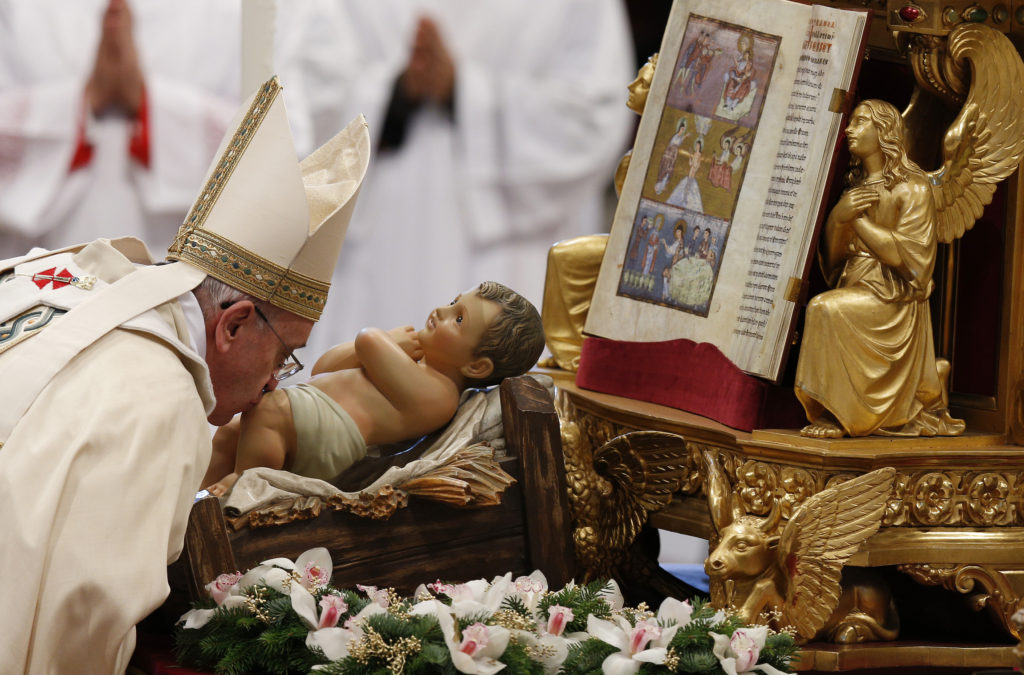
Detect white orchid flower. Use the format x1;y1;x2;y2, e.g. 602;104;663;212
356;583;391;607
306;597;386;661
710;625;789;675
417;600;509;674
603;579;624;611
586;614;677;675
511;629;571;675
656;596;693;627
290;585;349;630
447;576;513;619
545;605;574;637
177;594;248;630
512;571;548;612
205;572;243;605
261;547;333;591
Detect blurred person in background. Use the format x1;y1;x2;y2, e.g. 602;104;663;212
0;0;347;259
300;0;635;365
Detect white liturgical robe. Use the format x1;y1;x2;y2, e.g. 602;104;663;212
0;0;351;259
0;239;213;673
300;0;635;364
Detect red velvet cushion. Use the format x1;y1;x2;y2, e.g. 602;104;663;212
575;337;805;432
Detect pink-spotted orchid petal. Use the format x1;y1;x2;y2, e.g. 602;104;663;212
426;600;509;674
318;594;348;629
205;572;242;605
588;615;672;674
512;570;548;612
545;605;574;637
294;547;333;591
710;625;788;675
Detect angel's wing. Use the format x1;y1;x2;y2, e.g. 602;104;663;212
777;467;896;639
591;431;692;550
927;23;1024;243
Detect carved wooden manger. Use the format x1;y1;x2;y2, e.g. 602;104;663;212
166;375;575;611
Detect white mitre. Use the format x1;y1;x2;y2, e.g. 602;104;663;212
167;76;370;321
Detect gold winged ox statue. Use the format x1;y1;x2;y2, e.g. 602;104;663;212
703;452;899;643
794;22;1024;438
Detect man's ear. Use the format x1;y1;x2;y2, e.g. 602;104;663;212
212;301;254;353
460;356;494;381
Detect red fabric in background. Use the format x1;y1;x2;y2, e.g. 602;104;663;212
575;337;806;432
131;632;214;675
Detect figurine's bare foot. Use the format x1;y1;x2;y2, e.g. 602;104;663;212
800;416;846;438
206;472;239;497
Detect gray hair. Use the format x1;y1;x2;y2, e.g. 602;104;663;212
191;276;284;327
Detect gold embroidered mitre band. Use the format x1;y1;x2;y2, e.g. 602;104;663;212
168;76;370;321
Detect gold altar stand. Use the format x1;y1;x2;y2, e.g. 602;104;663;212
538;1;1024;671
552;370;1024;673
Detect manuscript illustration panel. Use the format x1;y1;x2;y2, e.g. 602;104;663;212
616;18;780;318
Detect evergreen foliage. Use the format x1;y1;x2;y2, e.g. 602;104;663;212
174;549;798;675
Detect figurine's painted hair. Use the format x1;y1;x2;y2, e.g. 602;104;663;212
848;99;922;189
465;281;545;388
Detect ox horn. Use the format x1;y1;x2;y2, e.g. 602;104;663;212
704;450;744;531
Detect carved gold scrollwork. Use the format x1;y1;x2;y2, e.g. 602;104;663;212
911;472;957;524
882;472;910;526
966;473;1011;525
737;460;779;516
824;473;859;490
897;32;970;104
898;563;1024;639
779;466;817;520
878;470;1024;526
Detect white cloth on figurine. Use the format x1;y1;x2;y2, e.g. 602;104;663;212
298;0;635;366
0;0;350;258
223;374;554;516
0;240;213;673
285;382;368;481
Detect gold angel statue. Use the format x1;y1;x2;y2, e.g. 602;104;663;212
795;24;1024;437
540;54;658;372
703;452;898;642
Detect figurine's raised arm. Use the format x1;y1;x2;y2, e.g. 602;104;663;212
312;325;422;375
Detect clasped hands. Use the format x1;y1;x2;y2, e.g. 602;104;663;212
399;16;455;105
86;0;145;116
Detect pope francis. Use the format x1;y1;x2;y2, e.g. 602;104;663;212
0;76;370;673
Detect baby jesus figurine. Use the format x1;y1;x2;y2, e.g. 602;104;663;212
203;281;545;496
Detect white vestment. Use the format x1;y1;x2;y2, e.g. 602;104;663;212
300;0;635;364
0;239;215;673
0;0;350;258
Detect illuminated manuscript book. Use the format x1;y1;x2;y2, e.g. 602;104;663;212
584;0;870;382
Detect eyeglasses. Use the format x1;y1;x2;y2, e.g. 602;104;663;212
252;304;304;381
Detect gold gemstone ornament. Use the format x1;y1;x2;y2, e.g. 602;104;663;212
167;76;370;322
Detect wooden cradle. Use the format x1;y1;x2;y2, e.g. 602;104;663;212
166;375;574;606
